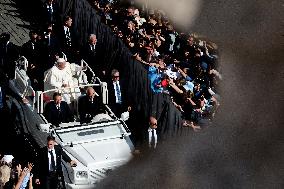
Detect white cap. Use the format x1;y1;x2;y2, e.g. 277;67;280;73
2;155;14;164
56;58;66;64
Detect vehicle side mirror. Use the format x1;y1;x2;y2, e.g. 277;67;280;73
121;111;129;121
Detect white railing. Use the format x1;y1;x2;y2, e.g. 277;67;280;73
80;59;96;83
14;54;108;117
36;81;108;114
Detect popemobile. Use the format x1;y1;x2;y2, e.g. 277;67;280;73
6;55;134;189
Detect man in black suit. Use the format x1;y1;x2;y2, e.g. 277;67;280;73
78;86;104;123
107;69;131;117
44;25;59;53
42;0;60;28
147;116;159;149
38;25;60;71
21;30;42;90
0;32;19;80
134;116;160;154
56;16;77;63
35;135;77;189
80;34;105;81
43;92;74;126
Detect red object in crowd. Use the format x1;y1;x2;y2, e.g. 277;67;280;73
161;79;169;87
43;93;51;102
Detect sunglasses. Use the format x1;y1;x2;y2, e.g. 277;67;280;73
113;76;119;78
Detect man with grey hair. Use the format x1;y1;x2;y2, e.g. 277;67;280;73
107;69;131;117
80;34;105;80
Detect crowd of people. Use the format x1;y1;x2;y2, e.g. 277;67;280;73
0;154;33;189
89;0;222;129
0;135;77;189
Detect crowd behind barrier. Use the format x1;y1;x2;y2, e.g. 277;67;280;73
82;0;222;129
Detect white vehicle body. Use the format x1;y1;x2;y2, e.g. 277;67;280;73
8;56;134;189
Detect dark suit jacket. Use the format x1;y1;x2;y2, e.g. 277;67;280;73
35;145;71;179
80;42;104;78
21;40;41;65
44;33;60;51
107;80;123;106
55;25;79;63
78;95;104;123
107;79;131;117
0;41;19;79
43;101;74;126
55;25;77;51
42;1;60;27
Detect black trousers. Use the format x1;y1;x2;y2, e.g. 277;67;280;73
42;171;58;189
111;103;123;118
40;171;64;189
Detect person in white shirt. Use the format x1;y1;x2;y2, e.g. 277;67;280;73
148;116;158;149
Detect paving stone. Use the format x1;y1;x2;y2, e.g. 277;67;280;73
0;0;30;46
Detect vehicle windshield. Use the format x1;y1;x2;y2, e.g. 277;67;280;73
54;120;127;145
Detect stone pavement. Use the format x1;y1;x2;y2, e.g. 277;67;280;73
0;0;30;46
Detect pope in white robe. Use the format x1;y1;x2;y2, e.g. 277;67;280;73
44;58;86;104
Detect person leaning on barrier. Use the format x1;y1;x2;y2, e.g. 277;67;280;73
34;135;77;189
43;92;74;127
78;86;105;123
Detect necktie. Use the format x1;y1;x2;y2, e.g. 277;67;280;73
0;87;3;109
56;104;60;111
49;150;56;171
66;28;71;47
49;4;53;13
115;82;121;104
149;129;157;148
90;44;95;52
151;130;155;147
48;35;51;46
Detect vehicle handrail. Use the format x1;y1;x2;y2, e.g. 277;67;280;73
62;134;130;146
37;83;103;114
81;59;96;83
42;83;101;94
62;52;68;62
